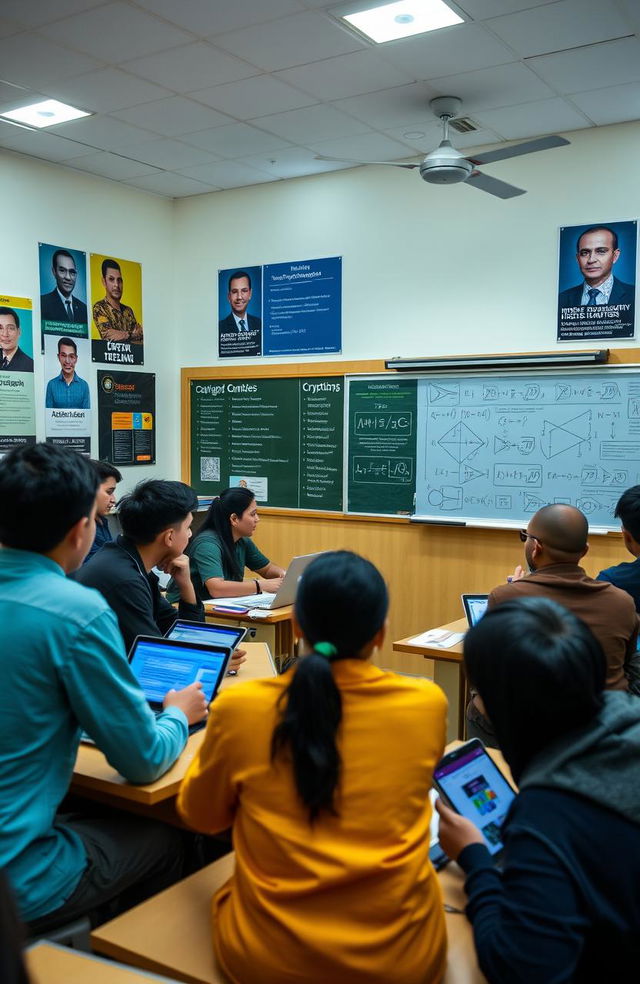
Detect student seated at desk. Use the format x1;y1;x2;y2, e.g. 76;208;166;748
177;551;448;984
0;445;207;930
167;487;285;602
437;597;640;984
597;485;640;612
83;458;121;564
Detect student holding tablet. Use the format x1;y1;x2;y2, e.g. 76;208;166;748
436;597;640;983
167;487;285;601
178;551;448;984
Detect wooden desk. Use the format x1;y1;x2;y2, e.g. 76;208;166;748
394;618;467;742
204;604;295;667
26;941;181;984
70;642;276;820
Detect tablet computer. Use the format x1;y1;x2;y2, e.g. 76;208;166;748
165;619;247;651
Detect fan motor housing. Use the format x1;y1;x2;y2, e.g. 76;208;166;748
419;155;473;185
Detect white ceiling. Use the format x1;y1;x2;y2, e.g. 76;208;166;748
0;0;638;198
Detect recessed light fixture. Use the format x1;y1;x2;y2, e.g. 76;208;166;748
337;0;463;44
0;99;90;129
403;130;426;139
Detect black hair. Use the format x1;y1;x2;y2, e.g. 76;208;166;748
118;479;198;544
101;258;121;278
464;597;606;782
0;307;19;329
57;336;77;355
90;459;122;484
191;487;256;579
576;225;618;252
615;485;640;543
51;248;76;270
227;270;251;291
272;551;388;821
0;870;29;984
0;443;97;553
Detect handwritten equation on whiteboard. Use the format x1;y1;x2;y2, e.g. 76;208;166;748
415;372;640;527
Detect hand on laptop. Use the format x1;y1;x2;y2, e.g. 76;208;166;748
163;682;208;726
259;576;283;593
227;648;247;675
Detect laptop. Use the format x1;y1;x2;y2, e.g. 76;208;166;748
165;619;247;651
218;552;323;610
461;594;489;628
128;635;232;733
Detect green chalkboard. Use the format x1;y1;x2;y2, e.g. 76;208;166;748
190;376;344;510
347;378;417;514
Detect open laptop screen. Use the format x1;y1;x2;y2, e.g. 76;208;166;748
461;594;489;628
129;636;231;706
166;620;246;650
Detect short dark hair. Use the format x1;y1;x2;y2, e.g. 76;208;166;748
576;225;618;252
228;270;251;291
0;307;19;329
57;336;77;355
0;443;98;553
90;459;122;484
615;485;640;543
101;258;121;278
118;479;198;544
464;597;606;782
52;249;76;270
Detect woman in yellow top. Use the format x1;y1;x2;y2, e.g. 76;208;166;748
178;551;448;984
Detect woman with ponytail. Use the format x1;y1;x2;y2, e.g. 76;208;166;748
178;551;448;984
166;486;284;601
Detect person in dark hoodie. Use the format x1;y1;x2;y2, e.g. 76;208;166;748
437;597;640;984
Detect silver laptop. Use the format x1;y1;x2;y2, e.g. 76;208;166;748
461;594;489;627
223;552;323;609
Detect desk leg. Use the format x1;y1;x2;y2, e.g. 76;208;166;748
432;662;465;743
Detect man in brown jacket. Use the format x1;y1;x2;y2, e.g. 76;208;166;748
468;504;640;745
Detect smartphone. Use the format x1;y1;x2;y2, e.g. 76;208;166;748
433;738;516;861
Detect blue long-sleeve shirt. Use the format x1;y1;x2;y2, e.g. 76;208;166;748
0;547;188;921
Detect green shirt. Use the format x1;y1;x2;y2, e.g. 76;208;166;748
167;530;269;602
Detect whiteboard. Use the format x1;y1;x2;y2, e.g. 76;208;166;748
415;370;640;530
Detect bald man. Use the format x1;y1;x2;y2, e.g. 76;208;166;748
468;504;640;745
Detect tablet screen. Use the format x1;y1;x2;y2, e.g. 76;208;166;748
130;638;229;705
167;621;244;650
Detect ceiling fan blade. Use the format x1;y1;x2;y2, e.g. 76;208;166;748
468;134;569;166
467;170;526;199
314;154;420;169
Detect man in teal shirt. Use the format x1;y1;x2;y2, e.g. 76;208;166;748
0;444;207;927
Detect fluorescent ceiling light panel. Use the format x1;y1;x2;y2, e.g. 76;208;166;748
341;0;463;43
1;99;90;129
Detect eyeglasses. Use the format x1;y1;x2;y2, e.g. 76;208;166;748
519;529;542;546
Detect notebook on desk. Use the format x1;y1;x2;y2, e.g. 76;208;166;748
218;552;323;610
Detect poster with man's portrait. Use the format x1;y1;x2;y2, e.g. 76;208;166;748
39;243;88;346
43;334;91;454
218;265;262;358
557;220;637;341
90;253;144;365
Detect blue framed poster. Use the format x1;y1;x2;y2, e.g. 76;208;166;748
263;256;341;356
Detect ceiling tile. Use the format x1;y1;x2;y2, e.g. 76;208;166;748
473;97;591;138
309;131;414;162
39;2;193;63
256;103;371;142
379;23;516;80
116;137;219;169
122;41;258;92
178;160;275;188
0;32;103;88
67;151;161;179
455;0;560;18
0;0;104;29
135;0;304;37
113;96;232;137
46;68;171;114
0;126;99;161
190;75;315;119
275;49;414;101
0;17;23;38
570;81;640;125
53;114;157;152
381;122;502;154
125;171;217;197
181;122;292;157
334;83;440;130
428;63;554;112
527;37;640;93
487;0;634;59
214;11;365;72
242;147;350;179
0;81;40;114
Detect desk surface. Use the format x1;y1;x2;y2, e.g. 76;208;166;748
393;617;467;663
26;941;181;984
72;642;276;807
204;603;294;624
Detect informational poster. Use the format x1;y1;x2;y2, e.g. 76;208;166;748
0;295;36;454
217;256;342;359
44;335;91;454
98;370;155;465
38;242;88;347
90;253;144;365
557;220;637;341
218;266;262;359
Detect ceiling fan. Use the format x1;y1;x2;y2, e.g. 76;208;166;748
315;96;570;199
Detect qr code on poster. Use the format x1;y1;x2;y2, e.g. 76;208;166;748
200;456;220;482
